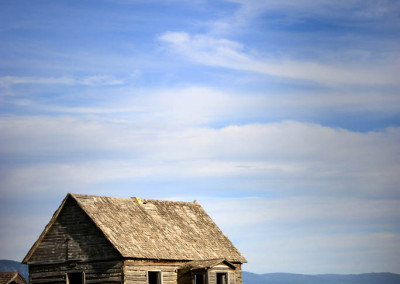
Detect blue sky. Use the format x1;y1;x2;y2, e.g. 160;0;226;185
0;0;399;274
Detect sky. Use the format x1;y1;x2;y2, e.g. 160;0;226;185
0;0;399;275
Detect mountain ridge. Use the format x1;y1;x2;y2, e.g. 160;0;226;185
243;271;400;284
0;259;28;281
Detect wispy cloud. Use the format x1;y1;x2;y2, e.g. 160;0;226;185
79;75;125;86
0;75;125;88
218;0;400;27
159;32;399;85
0;76;75;88
226;0;400;18
13;86;399;128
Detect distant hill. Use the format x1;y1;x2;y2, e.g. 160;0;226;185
0;260;28;281
243;271;400;284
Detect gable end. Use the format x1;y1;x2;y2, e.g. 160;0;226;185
22;194;121;264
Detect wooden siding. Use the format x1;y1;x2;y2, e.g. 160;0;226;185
124;260;183;284
122;260;243;284
28;197;120;265
232;263;243;284
29;260;123;284
207;263;242;284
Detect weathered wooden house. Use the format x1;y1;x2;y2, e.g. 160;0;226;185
0;272;27;284
22;194;246;284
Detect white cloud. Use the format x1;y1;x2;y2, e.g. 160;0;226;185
18;84;399;127
201;196;400;273
203;196;400;228
159;32;399;85
1;91;398;273
1;116;398;198
78;75;125;86
0;76;75;88
0;75;125;88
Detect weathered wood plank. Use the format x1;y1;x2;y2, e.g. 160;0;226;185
29;260;123;284
29;197;120;265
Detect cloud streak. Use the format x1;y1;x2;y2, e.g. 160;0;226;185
11;85;398;128
0;75;125;88
226;0;400;19
159;32;399;85
211;0;400;35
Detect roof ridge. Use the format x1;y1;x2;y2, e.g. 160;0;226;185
142;199;199;205
71;194;200;205
71;193;127;199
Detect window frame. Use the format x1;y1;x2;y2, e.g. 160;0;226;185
66;271;85;284
147;270;162;284
216;272;228;284
194;272;207;284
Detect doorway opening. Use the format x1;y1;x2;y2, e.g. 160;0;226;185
148;271;161;284
67;272;84;284
216;273;227;284
194;273;205;284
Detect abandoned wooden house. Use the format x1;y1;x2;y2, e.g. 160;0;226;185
0;272;27;284
22;193;247;284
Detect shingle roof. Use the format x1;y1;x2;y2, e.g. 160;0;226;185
24;193;247;264
0;272;26;284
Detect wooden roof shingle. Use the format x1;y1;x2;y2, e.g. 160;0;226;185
23;193;247;264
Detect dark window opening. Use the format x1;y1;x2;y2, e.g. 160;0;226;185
67;272;84;284
195;273;205;284
216;273;227;284
148;271;161;284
